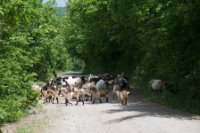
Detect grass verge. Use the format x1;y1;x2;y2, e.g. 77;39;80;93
15;118;48;133
1;103;49;133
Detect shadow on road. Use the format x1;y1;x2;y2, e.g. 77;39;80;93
103;88;200;124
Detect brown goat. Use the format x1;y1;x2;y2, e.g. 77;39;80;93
59;85;71;96
47;85;60;104
41;89;53;104
61;89;84;106
89;85;109;104
115;90;130;106
81;82;95;101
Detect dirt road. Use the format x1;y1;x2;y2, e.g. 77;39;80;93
2;88;200;133
42;90;200;133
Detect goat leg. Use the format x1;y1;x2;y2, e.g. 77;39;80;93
48;98;50;102
51;98;54;103
90;95;93;101
82;99;84;105
92;98;95;104
99;98;102;103
65;99;69;106
56;97;59;104
106;97;108;103
112;93;115;100
124;99;127;106
75;99;79;105
65;99;70;106
85;95;88;101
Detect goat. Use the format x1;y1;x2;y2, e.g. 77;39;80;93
59;84;71;93
88;74;101;84
47;84;60;104
149;79;166;94
101;74;115;81
89;85;109;104
115;90;130;106
96;79;107;90
112;84;121;100
112;76;129;100
81;82;95;101
61;89;84;106
40;89;53;104
114;76;129;90
72;86;94;102
63;76;85;88
54;77;69;86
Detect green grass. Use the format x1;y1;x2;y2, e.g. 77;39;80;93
35;103;45;113
16;118;48;133
15;103;48;133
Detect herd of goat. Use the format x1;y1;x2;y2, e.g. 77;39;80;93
36;73;167;107
39;73;131;106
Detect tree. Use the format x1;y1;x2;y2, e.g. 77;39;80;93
0;0;72;123
64;0;200;113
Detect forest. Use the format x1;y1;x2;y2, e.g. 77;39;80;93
0;0;200;123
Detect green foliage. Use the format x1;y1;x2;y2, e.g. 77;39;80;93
0;0;72;123
132;0;200;113
63;0;141;75
64;0;200;113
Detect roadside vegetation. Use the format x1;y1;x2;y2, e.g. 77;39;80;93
15;104;47;133
0;0;74;124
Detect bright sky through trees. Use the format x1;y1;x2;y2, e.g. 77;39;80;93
43;0;67;7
